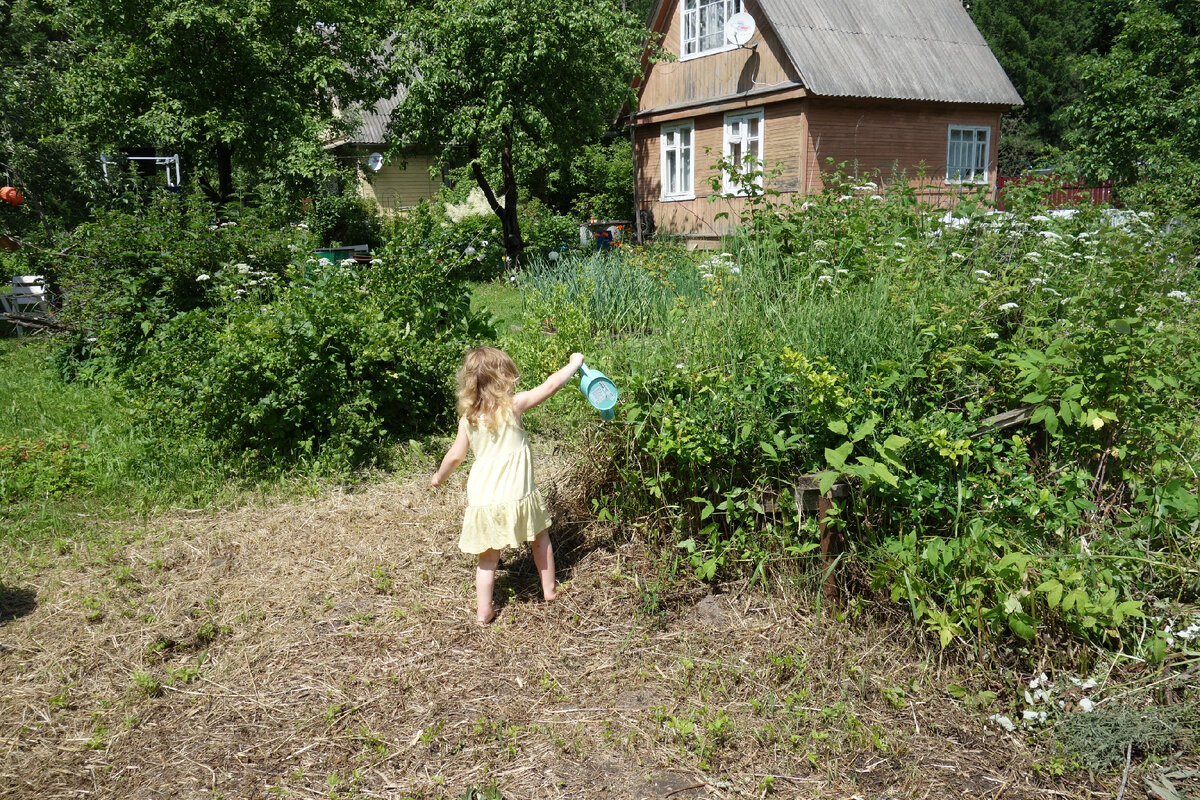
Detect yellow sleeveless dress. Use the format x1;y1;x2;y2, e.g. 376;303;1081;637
459;415;552;554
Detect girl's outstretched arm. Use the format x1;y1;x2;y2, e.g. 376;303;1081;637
431;416;470;487
514;352;585;414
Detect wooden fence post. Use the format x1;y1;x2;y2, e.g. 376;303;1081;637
794;476;850;603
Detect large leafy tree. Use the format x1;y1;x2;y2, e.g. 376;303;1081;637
1064;0;1200;211
388;0;647;261
0;0;93;242
59;0;393;202
967;0;1101;170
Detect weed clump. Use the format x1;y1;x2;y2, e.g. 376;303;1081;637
1057;703;1198;771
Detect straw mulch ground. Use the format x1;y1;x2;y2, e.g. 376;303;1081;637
1;446;1120;799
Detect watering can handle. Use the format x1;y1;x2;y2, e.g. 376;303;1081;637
579;363;596;380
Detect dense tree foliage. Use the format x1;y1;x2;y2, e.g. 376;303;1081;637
58;0;393;202
0;1;93;241
1064;0;1200;212
967;0;1102;170
387;0;647;260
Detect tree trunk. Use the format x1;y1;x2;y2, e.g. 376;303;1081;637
498;126;523;262
469;130;524;265
216;143;234;203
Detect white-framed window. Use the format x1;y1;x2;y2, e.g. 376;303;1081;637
946;125;990;184
660;120;695;201
681;0;742;60
723;108;763;195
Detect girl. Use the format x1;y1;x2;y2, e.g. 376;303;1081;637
432;347;585;624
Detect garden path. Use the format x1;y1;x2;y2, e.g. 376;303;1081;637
0;448;1105;799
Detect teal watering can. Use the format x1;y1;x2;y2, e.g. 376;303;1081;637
578;364;619;421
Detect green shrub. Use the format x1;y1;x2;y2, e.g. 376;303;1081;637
134;236;492;470
518;198;581;258
516;169;1200;660
303;176;384;250
55;195;313;371
541;137;634;222
386;199;507;282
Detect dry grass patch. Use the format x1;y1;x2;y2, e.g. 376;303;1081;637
0;445;1120;799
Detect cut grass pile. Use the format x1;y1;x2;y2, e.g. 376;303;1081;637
1;445;1180;800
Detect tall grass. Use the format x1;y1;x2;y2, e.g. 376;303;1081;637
0;339;241;542
518;245;935;401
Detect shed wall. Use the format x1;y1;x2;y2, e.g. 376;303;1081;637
355;153;443;214
803;100;1003;193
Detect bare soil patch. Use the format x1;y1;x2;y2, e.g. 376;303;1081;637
1;447;1118;799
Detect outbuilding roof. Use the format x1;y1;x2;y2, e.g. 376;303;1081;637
339;89;404;147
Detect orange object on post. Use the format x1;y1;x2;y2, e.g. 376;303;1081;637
0;186;23;206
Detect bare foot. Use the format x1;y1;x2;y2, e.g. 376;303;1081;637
543;585;561;603
476;607;496;625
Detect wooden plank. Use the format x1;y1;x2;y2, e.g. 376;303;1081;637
972;406;1035;438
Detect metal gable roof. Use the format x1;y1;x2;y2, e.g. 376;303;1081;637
341;88;405;147
755;0;1023;105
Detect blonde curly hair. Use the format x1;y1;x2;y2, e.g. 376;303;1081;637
456;346;519;428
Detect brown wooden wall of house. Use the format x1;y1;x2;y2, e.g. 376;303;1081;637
636;100;1005;242
640;0;798;113
803;100;1003;193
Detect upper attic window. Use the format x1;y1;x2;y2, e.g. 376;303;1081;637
681;0;742;60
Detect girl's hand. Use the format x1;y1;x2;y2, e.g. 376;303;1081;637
569;352;585;370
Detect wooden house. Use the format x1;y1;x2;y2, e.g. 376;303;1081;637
327;90;444;215
634;0;1023;244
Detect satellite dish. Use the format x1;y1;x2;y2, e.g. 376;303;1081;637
725;12;756;46
366;152;384;172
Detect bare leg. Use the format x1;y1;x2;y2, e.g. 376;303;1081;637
531;529;557;601
475;549;501;624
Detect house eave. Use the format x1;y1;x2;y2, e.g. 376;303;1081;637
636;82;808;123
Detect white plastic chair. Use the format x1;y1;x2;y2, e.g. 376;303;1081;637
1;275;50;336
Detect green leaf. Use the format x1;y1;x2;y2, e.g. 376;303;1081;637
1008;613;1037;641
996;552;1030;575
1035;579;1063;609
946;684;967;699
872;461;899;487
1115;600;1143;619
825;441;853;469
882;434;910;452
1107;318;1131;335
817;470;840;494
761;441;778;460
851;416;877;442
1062;588;1089;613
1022;391;1048;404
939;626;954;649
828;420;849;435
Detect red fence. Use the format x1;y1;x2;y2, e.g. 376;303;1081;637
996;175;1116;211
